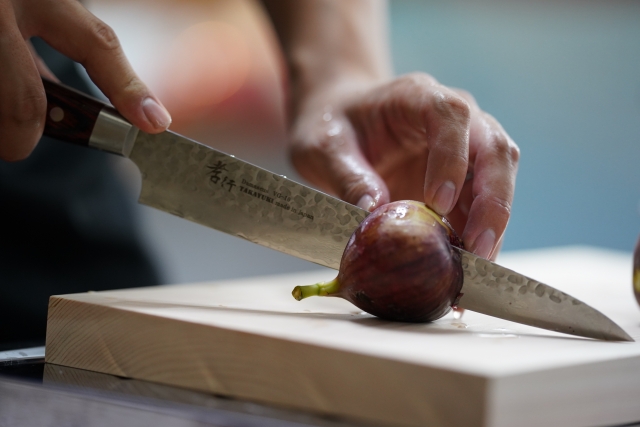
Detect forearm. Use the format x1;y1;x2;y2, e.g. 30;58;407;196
262;0;393;114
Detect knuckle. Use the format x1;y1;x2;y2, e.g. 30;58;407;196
6;89;46;129
90;20;121;52
342;177;371;205
451;148;470;166
393;73;438;101
490;130;520;164
491;133;510;154
0;89;45;161
482;113;520;163
401;72;438;88
434;141;469;166
484;194;513;216
432;91;471;123
508;141;521;163
121;76;146;98
453;88;477;106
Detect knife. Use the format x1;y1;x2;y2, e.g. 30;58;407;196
41;78;633;342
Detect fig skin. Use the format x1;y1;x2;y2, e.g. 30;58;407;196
293;200;464;322
634;234;640;307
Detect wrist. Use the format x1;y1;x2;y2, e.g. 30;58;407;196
290;75;385;125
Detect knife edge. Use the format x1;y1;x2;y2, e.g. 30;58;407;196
456;249;633;342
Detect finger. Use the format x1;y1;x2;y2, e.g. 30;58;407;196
443;88;477;234
451;88;477;108
461;113;519;259
350;74;471;215
27;40;57;81
422;85;471;217
34;0;171;133
444;170;474;236
0;2;46;161
291;117;390;212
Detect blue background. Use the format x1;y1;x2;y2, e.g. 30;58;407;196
123;0;640;284
389;0;640;252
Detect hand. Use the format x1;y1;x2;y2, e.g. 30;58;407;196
0;0;171;161
289;73;519;260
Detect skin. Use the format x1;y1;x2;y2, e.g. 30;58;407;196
3;0;518;261
263;0;520;260
0;0;171;162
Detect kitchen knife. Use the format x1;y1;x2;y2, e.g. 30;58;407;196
41;79;633;342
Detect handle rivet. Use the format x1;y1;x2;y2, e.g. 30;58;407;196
49;107;64;122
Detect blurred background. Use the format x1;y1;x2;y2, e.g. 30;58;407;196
84;0;640;285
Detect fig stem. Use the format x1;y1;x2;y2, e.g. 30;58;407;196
292;278;341;301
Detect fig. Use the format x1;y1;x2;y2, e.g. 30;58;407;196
634;234;640;307
292;200;464;322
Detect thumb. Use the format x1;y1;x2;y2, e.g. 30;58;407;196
290;118;389;212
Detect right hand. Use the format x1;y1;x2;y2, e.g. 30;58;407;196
289;74;519;260
0;0;171;161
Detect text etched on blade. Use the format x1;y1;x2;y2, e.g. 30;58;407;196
207;160;315;221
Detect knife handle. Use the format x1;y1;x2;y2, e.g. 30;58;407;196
42;78;109;146
42;78;139;156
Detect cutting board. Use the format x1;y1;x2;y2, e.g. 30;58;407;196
45;246;640;427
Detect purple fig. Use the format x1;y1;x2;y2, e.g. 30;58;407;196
292;200;464;322
634;234;640;307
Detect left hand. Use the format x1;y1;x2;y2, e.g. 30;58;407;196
289;73;519;260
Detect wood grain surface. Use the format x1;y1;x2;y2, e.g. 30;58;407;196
42;78;107;146
45;247;640;427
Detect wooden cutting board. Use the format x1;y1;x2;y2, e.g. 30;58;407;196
45;246;640;427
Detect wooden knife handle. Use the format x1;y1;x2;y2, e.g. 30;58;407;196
42;78;113;146
41;78;137;157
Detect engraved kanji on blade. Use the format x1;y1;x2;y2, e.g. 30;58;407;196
128;131;369;269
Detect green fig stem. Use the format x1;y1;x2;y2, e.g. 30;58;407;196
292;278;341;301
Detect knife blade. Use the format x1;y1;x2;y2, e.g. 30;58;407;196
41;79;633;342
455;250;632;341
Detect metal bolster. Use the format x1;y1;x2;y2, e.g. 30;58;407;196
88;107;139;157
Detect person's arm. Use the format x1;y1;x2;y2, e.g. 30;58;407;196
262;0;519;260
263;0;392;113
0;0;171;161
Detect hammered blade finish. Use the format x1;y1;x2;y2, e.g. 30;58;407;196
127;131;630;341
129;131;368;269
456;249;633;341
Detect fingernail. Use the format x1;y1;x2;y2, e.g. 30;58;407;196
142;97;172;129
472;229;496;259
356;194;376;211
433;181;456;215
